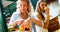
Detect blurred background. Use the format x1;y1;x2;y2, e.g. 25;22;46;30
0;0;60;32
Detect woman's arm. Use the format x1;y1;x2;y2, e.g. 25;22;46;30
29;18;42;27
11;20;24;27
44;7;50;29
9;12;21;27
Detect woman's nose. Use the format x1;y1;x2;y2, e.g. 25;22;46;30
22;6;24;9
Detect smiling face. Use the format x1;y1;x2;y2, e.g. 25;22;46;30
18;1;28;13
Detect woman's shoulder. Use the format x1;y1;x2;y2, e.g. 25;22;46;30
12;12;20;16
31;11;38;17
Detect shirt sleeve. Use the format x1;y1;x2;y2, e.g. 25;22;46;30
9;12;20;25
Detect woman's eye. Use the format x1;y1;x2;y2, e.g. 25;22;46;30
20;4;22;6
41;4;44;6
24;5;27;6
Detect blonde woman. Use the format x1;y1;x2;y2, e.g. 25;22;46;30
34;0;50;32
9;0;43;32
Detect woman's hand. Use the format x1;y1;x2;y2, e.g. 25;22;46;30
19;20;31;31
17;20;24;25
10;19;24;28
44;7;50;29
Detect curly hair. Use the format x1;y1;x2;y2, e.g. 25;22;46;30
16;0;33;16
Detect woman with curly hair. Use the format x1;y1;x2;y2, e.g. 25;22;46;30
9;0;43;32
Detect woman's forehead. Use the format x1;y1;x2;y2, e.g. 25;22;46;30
40;2;46;5
20;1;27;3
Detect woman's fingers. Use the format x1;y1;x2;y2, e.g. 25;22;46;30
17;20;24;25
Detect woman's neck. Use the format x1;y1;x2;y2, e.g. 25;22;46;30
20;12;29;19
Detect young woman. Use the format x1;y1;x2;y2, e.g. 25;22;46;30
35;0;50;32
9;0;43;32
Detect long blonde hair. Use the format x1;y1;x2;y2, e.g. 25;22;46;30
16;0;33;16
35;0;47;20
35;0;47;13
